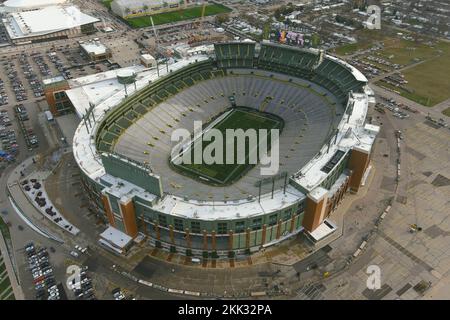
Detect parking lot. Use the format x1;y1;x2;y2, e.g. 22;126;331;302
24;242;65;300
67;262;97;300
0;109;18;172
14;105;39;150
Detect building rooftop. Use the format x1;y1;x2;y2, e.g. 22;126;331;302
66;65;146;118
1;0;67;11
3;5;99;40
42;75;66;86
291;87;378;193
99;226;133;249
153;186;305;221
72;56;210;184
80;41;109;56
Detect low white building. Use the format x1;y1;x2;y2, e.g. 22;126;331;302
140;53;156;68
80;40;112;62
99;226;134;254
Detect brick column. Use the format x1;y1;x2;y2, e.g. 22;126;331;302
347;147;370;193
228;230;234;251
302;187;329;232
169;225;175;245
202;230;208;251
261;224;267;246
185;228;191;249
211;231;216;251
101;194;115;227
276;219;282;239
154;223;160;240
245;228;251;249
290;215;296;233
119;199;138;238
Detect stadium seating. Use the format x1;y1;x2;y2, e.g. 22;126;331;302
215;42;256;69
97;43;366;155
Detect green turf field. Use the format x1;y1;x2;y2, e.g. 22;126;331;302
126;4;231;28
172;108;284;185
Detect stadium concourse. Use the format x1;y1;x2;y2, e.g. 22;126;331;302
67;42;379;258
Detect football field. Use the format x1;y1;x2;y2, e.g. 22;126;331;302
172;108;284;185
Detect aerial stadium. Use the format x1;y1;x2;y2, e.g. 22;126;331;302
71;41;378;257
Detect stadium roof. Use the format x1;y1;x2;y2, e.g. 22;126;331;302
1;0;67;11
72;55;210;183
65;65;146;118
3;5;99;40
292;86;378;192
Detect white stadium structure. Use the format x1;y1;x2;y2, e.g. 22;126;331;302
1;3;99;44
0;0;68;12
51;41;379;257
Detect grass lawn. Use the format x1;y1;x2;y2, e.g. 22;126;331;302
377;48;450;107
442;107;450;118
127;4;231;28
172;108;284;185
375;39;443;65
0;217;10;242
334;42;375;56
333;29;394;56
375;41;450;107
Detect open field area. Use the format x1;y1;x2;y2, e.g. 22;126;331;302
374;39;444;66
376;41;450;107
172;108;283;185
126;4;231;28
442;107;450;118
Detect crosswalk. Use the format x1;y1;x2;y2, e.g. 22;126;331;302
297;283;326;300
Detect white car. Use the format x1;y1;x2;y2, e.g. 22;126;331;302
75;245;82;251
70;251;79;258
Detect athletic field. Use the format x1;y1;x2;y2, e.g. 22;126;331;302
172;108;284;185
127;4;231;28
